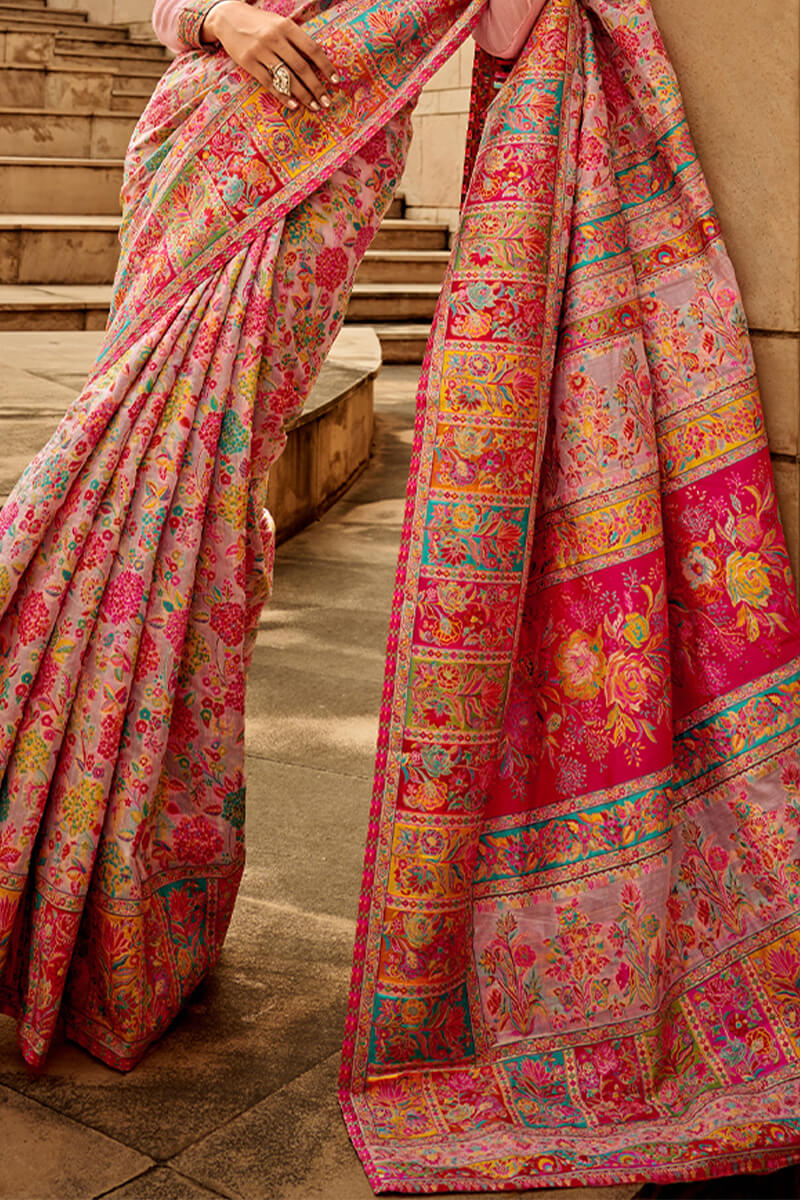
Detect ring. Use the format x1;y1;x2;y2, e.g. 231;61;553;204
270;60;292;97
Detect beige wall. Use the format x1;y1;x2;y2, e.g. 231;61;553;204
401;41;474;230
46;0;156;33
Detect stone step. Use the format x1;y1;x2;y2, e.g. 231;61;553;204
0;325;380;541
57;36;168;59
0;4;89;25
0;107;137;158
348;282;441;322
371;219;448;251
376;324;431;364
0;63;158;112
0;215;121;285
0;19;153;45
0;216;452;285
386;195;403;219
0;280;443;330
51;49;166;75
0;28;170;67
0;283;110;330
356;249;448;285
0;157;123;214
109;88;151;114
111;73;160;95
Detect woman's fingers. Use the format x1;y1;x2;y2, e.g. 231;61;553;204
272;38;333;110
286;24;340;86
261;52;313;111
238;53;299;111
210;7;341;115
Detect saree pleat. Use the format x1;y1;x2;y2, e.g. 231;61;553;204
0;0;488;1068
341;0;800;1190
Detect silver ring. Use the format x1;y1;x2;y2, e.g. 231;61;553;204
270;60;292;97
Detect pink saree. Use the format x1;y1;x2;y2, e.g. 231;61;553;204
0;0;487;1069
340;0;800;1192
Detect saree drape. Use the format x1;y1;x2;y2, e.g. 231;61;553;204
340;0;800;1191
0;0;488;1070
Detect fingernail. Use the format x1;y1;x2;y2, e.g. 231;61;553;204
321;94;331;108
310;100;320;111
288;99;298;110
331;73;341;84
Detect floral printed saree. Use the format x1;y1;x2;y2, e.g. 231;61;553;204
340;0;800;1191
0;0;487;1069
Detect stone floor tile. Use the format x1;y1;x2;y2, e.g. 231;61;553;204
101;1166;228;1200
262;555;400;616
171;1054;638;1200
253;603;390;683
244;657;382;779
0;1083;152;1200
0;895;353;1162
277;509;408;570
171;1055;373;1200
240;756;369;920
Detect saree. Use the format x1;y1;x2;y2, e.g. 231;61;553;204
340;0;800;1192
0;0;488;1069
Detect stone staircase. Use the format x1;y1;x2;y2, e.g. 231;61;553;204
0;0;446;362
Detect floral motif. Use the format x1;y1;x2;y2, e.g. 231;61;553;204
479;911;545;1037
554;627;606;699
0;0;416;1073
345;0;800;1187
725;550;772;610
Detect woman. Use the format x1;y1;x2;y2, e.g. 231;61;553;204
1;0;798;1193
0;0;533;1071
339;0;800;1193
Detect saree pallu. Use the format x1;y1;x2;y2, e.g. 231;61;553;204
0;0;488;1070
341;0;800;1191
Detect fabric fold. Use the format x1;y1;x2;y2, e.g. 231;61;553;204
339;0;800;1190
0;0;486;1069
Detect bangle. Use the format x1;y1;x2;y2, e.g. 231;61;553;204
177;0;232;50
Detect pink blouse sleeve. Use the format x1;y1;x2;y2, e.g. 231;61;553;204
152;0;187;52
152;0;240;52
472;0;548;59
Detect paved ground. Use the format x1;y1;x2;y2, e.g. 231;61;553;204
0;364;796;1199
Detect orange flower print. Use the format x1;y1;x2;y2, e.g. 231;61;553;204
604;650;660;714
725;551;771;610
622;613;650;648
555;627;606;700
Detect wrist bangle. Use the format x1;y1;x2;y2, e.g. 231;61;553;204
177;0;231;51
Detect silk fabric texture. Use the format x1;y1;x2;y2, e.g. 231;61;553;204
340;0;800;1192
0;0;487;1070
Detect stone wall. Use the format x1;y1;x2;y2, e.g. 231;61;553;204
47;0;152;29
401;41;474;230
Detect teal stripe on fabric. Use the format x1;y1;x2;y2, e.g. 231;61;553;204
675;666;800;787
367;982;475;1066
477;782;670;884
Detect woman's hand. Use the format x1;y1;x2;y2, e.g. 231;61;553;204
201;1;340;113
